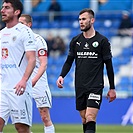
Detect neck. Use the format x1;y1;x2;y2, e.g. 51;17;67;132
83;27;95;38
6;19;19;28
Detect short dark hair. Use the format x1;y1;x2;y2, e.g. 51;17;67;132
3;0;23;18
79;8;95;18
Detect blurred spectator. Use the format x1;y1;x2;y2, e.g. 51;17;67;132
46;34;66;57
98;0;108;5
32;0;41;8
51;36;66;56
48;0;61;22
46;33;55;56
117;11;133;37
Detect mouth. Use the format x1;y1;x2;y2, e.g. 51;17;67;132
1;14;6;18
80;25;84;28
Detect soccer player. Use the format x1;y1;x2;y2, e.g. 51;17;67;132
0;0;36;133
19;14;55;133
56;8;116;133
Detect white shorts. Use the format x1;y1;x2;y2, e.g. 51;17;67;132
0;90;32;126
32;84;52;108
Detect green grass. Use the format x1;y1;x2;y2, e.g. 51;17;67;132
3;124;133;133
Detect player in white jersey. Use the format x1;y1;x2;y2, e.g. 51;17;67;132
0;0;36;133
19;14;55;133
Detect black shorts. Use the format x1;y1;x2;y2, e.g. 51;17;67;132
75;87;103;111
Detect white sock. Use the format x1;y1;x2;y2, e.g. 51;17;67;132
44;124;55;133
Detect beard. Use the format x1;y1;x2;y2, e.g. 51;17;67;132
2;14;14;23
81;24;91;32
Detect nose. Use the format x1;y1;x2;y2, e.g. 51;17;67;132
1;7;5;13
79;20;83;24
1;8;4;13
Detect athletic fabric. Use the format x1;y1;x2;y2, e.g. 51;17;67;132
31;33;52;108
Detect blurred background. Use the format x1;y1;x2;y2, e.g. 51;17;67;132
0;0;133;126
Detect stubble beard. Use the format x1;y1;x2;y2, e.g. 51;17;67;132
81;25;91;32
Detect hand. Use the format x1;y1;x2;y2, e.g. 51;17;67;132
106;89;116;102
56;76;64;88
14;79;26;96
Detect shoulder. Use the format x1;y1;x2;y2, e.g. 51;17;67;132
71;33;82;42
34;33;44;40
96;31;108;41
34;33;46;43
34;33;47;48
17;23;33;33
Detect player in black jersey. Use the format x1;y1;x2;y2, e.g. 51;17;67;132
56;8;116;133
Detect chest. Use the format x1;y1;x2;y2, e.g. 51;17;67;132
74;39;101;53
1;30;22;48
73;39;103;59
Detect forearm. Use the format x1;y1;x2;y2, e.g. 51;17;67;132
60;56;74;78
22;52;36;81
104;59;115;89
33;63;47;83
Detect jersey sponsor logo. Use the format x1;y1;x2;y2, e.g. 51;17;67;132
88;93;100;100
92;41;99;47
38;49;47;57
1;63;17;69
76;42;81;46
2;48;8;59
77;52;97;56
77;52;98;59
3;33;11;36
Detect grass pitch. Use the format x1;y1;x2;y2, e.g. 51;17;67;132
3;124;133;133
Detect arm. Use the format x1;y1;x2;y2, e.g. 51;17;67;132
15;51;36;95
56;55;74;88
104;59;115;89
104;59;116;102
32;55;47;87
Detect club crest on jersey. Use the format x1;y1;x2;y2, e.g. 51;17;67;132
38;49;47;56
92;41;99;47
83;42;89;49
2;48;8;59
12;36;17;41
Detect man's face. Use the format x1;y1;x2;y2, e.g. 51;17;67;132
19;17;31;28
79;12;94;32
1;2;15;23
19;17;28;26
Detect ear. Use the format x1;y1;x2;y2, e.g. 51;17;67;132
28;22;32;28
91;18;95;24
14;10;20;16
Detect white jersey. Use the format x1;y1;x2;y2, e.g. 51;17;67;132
31;33;49;86
0;23;36;92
